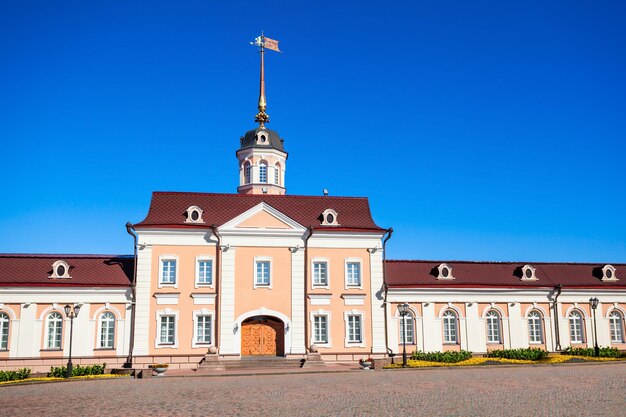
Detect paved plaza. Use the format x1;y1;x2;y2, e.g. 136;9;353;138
1;362;624;416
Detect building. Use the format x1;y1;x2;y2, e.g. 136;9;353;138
1;37;625;372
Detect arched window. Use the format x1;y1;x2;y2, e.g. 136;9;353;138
274;163;281;186
0;312;9;350
442;310;458;344
528;310;544;344
99;312;115;349
609;311;625;343
486;310;501;343
569;310;585;343
399;312;415;344
46;312;63;349
259;161;268;183
244;162;252;184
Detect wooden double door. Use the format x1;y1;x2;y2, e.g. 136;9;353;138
241;316;284;356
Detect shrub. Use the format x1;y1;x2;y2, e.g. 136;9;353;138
0;368;31;382
486;348;548;361
410;350;473;363
48;362;107;377
563;346;622;358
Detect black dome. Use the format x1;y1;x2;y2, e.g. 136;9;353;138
239;127;285;152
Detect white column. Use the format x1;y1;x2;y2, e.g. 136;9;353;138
465;303;482;353
369;249;386;353
290;249;306;354
133;245;153;356
422;303;439;351
18;303;38;357
219;247;237;355
73;305;92;356
508;303;523;348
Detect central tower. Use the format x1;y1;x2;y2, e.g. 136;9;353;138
237;35;287;195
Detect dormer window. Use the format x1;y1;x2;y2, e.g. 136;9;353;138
436;263;454;280
521;264;538;281
256;131;268;145
602;265;618;281
321;209;339;226
50;260;71;279
185;206;204;224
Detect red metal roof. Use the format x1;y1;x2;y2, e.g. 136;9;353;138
0;254;133;287
385;260;626;289
135;192;385;232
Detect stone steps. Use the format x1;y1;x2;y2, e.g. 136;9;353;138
197;355;324;372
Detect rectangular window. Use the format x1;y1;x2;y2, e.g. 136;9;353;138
161;260;177;285
312;262;328;286
346;262;361;287
400;315;414;344
159;315;175;344
347;315;362;343
196;315;212;344
197;259;213;285
528;314;543;344
47;312;63;349
313;315;328;344
255;261;271;286
0;314;8;350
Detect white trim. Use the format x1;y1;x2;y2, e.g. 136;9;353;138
154;293;180;305
253;256;273;289
308;294;332;306
219;202;306;234
521;264;538;281
606;305;626;318
91;304;123;321
344;258;363;289
602;264;618;281
321;209;339;226
309;309;332;348
185;205;205;224
49;260;72;279
341;294;366;306
436;263;455;280
43;309;64;350
191;293;216;305
523;304;550;318
192;309;215;348
96;311;117;349
195;256;215;288
0;306;17;321
344;309;366;347
158;254;179;289
481;305;507;318
154;308;179;349
311;257;330;289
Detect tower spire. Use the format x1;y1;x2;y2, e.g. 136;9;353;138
251;34;281;128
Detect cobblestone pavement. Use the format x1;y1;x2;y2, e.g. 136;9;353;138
1;363;624;417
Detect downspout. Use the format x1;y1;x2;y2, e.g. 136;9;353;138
124;222;138;368
210;225;222;351
552;284;562;351
303;226;313;353
381;228;394;357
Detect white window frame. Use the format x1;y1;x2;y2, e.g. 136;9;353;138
569;310;585;344
195;256;214;288
192;309;215;348
244;161;252;184
344;258;363;289
442;309;458;344
158;255;179;288
485;310;502;344
609;311;625;343
45;311;63;350
98;311;116;349
527;310;544;344
399;312;415;345
309;310;332;348
274;163;281;186
0;312;9;351
253;257;272;289
311;258;330;289
344;310;365;347
259;161;268;183
155;309;179;348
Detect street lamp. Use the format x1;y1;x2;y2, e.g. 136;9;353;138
398;303;410;368
589;297;599;357
64;304;81;378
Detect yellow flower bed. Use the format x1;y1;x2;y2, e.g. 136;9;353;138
0;374;130;386
383;355;622;369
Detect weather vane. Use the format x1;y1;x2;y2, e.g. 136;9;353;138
250;33;281;127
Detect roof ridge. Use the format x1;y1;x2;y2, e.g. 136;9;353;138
385;259;626;266
0;253;133;259
151;191;370;200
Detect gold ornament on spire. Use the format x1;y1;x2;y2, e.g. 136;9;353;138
250;34;281;127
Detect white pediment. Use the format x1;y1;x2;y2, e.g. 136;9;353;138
219;202;306;236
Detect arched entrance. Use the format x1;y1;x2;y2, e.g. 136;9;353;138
241;316;284;356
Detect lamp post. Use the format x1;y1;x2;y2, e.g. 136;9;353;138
64;304;81;378
398;303;410;367
589;297;599;357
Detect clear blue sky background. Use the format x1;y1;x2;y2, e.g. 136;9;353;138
1;1;624;262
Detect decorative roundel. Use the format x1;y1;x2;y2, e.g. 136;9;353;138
606;269;613;279
50;260;71;279
191;210;200;221
185;206;204;224
321;209;339;226
56;265;66;276
326;213;334;224
442;267;449;278
525;268;533;279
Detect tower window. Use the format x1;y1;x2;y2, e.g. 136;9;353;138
274;163;281;186
244;161;252;184
259;161;268;183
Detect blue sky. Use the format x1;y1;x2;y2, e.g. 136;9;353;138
1;1;624;262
